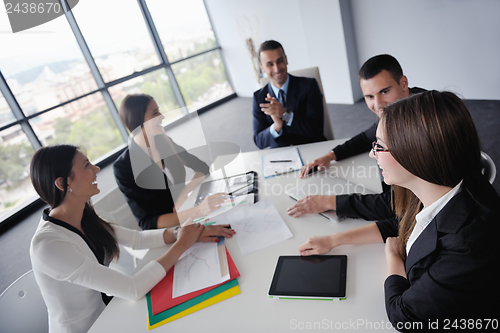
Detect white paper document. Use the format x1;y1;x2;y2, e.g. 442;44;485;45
190;193;254;226
206;193;254;221
172;242;230;298
225;199;293;255
262;147;303;178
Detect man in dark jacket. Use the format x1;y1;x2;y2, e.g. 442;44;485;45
252;40;326;149
289;54;425;218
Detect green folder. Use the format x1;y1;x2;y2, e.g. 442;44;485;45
146;278;239;326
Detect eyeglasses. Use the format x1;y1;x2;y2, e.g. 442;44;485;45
371;141;390;156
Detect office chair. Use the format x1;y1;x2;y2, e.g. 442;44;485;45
480;151;496;184
93;187;148;267
0;270;48;333
259;66;334;140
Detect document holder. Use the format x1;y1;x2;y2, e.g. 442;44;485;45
195;171;258;205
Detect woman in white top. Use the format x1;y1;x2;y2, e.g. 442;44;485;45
29;144;235;333
298;91;500;331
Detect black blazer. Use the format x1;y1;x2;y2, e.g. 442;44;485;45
252;74;326;149
339;176;500;331
113;136;209;230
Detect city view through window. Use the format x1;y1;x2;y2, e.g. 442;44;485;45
0;0;234;223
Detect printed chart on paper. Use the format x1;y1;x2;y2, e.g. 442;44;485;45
172;242;229;298
229;199;292;255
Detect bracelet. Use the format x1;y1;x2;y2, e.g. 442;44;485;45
173;226;180;240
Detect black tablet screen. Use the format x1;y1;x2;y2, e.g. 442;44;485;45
270;255;347;298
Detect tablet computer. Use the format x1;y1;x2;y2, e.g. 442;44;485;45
268;255;347;301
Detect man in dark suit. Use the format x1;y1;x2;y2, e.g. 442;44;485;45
288;54;426;218
252;40;326;149
300;54;426;176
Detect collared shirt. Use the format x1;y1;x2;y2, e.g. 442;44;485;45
406;180;463;255
269;75;294;138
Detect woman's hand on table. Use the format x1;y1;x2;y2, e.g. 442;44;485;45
198;224;236;242
196;192;227;216
175;223;205;250
287;195;335;217
298;235;336;256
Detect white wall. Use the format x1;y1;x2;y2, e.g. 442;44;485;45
205;0;360;103
207;0;500;103
351;0;500;100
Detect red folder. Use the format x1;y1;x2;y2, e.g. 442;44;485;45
150;249;240;315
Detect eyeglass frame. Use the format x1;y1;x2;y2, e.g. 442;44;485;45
371;141;390;156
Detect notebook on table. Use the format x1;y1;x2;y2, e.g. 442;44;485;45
262;147;303;178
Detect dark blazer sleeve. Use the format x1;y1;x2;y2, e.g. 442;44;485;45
172;140;209;176
384;233;495;331
113;150;174;230
252;88;278;149
336;191;398;242
332;123;376;161
283;78;324;141
336;191;394;221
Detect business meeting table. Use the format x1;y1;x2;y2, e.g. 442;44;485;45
89;138;397;332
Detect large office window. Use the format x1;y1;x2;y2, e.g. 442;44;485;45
28;92;124;161
109;68;183;125
0;123;37;220
172;49;232;111
0;0;234;224
0;94;15;127
146;0;217;62
0;17;98;115
72;0;161;83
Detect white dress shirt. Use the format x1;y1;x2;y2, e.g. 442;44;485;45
269;75;294;138
406;180;463;256
30;217;167;333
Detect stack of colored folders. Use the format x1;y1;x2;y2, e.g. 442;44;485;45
146;249;241;330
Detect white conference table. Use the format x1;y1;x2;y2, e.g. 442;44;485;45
89;138;397;333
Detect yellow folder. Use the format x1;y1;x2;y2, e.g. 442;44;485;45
148;285;241;330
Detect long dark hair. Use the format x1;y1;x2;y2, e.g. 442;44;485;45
119;94;153;133
381;91;484;258
119;93;186;182
30;145;119;260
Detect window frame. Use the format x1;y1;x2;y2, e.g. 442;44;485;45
0;0;235;229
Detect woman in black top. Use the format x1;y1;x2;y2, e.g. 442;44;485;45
113;94;229;230
298;91;500;331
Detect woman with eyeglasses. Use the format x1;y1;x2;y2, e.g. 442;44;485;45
29;144;212;333
298;91;500;331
